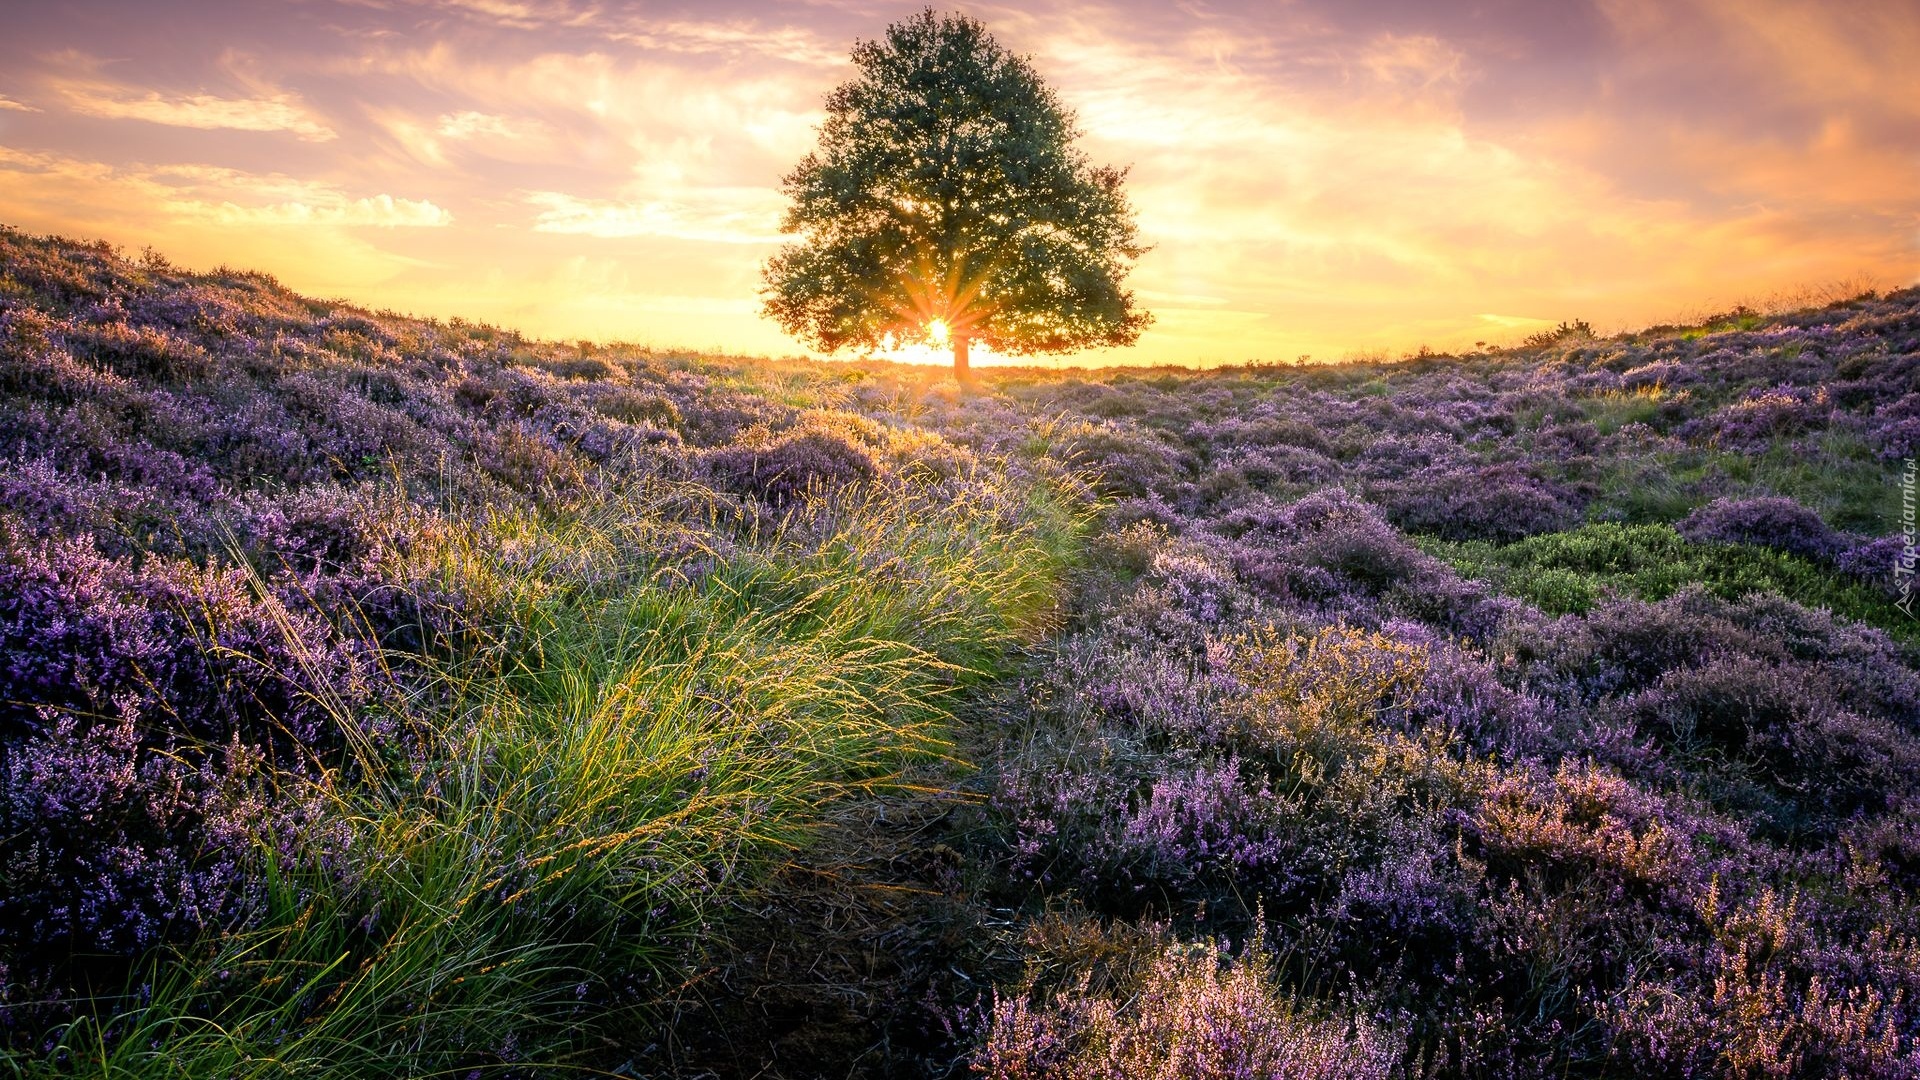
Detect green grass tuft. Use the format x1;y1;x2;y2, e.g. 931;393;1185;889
23;477;1083;1078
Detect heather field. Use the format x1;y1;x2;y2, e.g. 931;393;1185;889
7;226;1920;1078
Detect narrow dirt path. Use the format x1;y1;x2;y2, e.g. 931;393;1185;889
632;763;1026;1079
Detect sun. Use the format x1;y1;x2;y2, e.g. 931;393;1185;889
868;315;999;365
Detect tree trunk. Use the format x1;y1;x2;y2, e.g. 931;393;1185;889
952;333;974;387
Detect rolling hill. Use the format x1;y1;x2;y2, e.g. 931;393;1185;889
5;225;1920;1077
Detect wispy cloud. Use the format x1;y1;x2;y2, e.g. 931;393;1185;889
436;110;543;141
0;149;447;229
1138;289;1231;307
59;82;335;140
204;192;452;228
419;0;600;32
403;0;844;63
1476;312;1555;328
1358;32;1470;88
605;19;845;65
0;0;1911;363
371;107;556;166
525;190;781;244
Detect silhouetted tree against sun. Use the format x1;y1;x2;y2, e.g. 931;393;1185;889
762;9;1151;384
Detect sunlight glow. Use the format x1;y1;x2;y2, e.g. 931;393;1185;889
1;4;1911;365
865;324;1005;367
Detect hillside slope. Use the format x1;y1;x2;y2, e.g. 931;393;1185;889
6;225;1920;1077
0;228;1082;1075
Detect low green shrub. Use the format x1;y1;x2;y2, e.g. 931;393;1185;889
1422;523;1915;644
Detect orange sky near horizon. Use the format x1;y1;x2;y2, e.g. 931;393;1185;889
1;0;1915;367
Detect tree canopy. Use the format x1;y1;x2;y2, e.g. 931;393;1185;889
761;9;1151;381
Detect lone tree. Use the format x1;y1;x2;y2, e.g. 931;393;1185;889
762;9;1150;383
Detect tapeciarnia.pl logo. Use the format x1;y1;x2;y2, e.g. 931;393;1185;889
1900;457;1916;618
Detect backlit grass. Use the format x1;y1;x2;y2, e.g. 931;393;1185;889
21;477;1081;1078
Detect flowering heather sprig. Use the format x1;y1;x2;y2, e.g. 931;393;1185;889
1116;760;1297;890
701;429;878;508
975;938;1402;1080
1685;383;1833;450
1;700;340;965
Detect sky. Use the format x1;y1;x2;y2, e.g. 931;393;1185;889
1;0;1916;367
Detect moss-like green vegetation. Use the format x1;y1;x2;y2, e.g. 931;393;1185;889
1421;522;1916;643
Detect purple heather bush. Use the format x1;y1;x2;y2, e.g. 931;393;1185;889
1219;489;1520;641
1186;411;1335;456
1836;533;1908;594
1227;488;1423;594
11;228;1920;1075
1112;760;1298;895
0;524;375;983
1;703;345;969
1868;392;1920;461
1349;430;1470;477
1368;460;1581;542
1686;383;1834;450
1678;495;1844;561
1622;654;1920;829
1386;619;1552;759
0;456;226;559
701;428;879;508
1054;639;1226;740
975;938;1402;1080
1318;813;1484;959
1145;543;1254;628
1050;417;1199;499
1619;358;1701;389
0;528;383;752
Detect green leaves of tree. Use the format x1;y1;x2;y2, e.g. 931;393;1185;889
762;9;1151;360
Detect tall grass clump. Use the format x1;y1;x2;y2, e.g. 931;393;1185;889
15;474;1081;1077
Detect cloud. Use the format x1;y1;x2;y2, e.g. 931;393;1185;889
1137;289;1231;307
1;0;1912;364
525;189;782;244
396;0;845;64
626;295;759;316
605;19;845;66
976;2;1920;357
0;148;447;229
59;83;336;140
436;110;543;141
371;107;557;166
139;164;452;227
0;94;38;113
1476;312;1555;328
204;192;453;228
341;40;826;164
1359;33;1470;88
418;0;599;31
